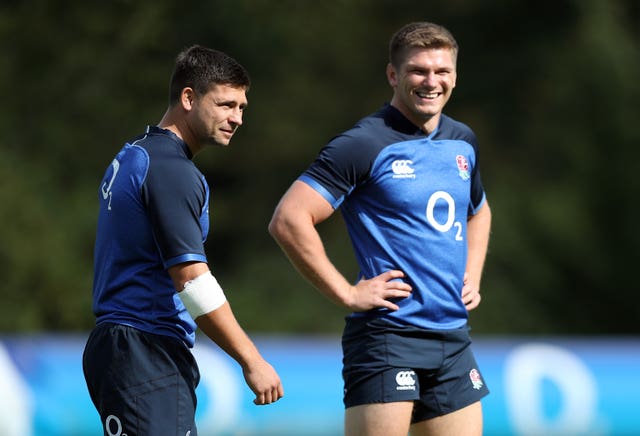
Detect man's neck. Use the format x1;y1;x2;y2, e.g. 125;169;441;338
157;109;200;156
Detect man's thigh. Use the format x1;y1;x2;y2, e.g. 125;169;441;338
346;401;414;436
101;372;197;436
83;323;199;436
410;401;483;436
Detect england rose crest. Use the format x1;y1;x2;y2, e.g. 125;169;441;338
456;155;470;181
469;368;483;390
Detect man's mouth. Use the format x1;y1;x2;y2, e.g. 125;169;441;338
415;91;440;100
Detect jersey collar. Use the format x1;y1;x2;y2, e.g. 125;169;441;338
383;104;443;139
146;125;193;159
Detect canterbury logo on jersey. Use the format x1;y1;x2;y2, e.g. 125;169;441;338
391;159;416;179
395;370;417;391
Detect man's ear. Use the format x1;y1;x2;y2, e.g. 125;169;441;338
386;63;397;87
180;87;196;111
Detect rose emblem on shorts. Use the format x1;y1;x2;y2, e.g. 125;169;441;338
469;368;483;390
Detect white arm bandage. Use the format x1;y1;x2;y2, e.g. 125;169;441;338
179;271;227;319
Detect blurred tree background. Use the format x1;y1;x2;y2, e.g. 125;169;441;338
1;0;638;335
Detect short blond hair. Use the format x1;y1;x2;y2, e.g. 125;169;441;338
389;22;459;68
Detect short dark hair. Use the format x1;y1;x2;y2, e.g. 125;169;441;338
168;45;251;105
389;22;459;68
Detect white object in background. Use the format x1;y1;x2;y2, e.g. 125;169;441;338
0;344;33;436
504;342;603;435
192;343;242;434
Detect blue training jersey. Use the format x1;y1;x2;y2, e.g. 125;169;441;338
92;126;209;347
300;104;487;330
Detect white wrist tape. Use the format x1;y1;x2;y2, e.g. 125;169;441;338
179;271;227;319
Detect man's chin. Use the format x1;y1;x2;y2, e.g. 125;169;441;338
206;137;231;147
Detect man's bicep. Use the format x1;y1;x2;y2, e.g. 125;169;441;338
168;261;210;291
280;180;335;224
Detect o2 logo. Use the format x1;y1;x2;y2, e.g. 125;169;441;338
426;191;463;241
101;159;120;211
104;414;192;436
105;415;127;436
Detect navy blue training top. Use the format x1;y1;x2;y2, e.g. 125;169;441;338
92;126;209;347
300;104;487;330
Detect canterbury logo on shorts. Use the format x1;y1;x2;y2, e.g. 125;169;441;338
395;370;416;391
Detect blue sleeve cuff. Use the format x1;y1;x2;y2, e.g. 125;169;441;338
164;253;208;269
298;175;343;209
469;193;487;216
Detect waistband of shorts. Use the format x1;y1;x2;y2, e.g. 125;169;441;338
94;321;191;350
344;316;471;341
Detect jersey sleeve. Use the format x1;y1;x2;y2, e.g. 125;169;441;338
142;156;208;269
300;131;374;208
464;130;487;215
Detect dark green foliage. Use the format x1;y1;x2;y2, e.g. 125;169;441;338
1;0;638;334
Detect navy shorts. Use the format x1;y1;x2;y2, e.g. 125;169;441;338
82;323;200;436
342;317;489;423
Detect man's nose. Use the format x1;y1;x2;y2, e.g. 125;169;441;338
229;109;243;126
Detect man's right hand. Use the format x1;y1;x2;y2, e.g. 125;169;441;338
346;270;412;312
242;358;284;405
